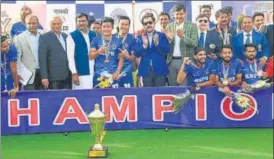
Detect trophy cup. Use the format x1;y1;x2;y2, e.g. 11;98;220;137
88;104;108;158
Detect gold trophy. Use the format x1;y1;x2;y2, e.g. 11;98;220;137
88;104;108;158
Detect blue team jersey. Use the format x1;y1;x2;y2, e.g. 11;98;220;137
91;35;122;75
1;44;17;91
10;22;43;38
113;33;136;73
241;59;263;84
184;59;216;86
216;59;241;83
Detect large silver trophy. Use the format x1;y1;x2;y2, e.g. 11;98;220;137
173;90;194;114
87;104;108;158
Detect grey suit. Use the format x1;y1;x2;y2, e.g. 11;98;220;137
14;30;44;90
38;31;71;89
166;21;198;86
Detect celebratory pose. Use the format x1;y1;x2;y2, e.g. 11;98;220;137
90;17;124;88
135;13;170;87
215;45;242;96
1;35;19;97
177;48;216;89
114;16;137;88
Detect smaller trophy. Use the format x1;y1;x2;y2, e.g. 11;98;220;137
87;104;108;158
104;44;110;63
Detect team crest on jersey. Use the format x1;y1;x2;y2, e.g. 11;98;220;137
112;44;117;50
139;8;159;22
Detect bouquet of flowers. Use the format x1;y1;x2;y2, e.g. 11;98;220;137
95;71;126;88
218;88;257;112
172;90;194;114
238;80;273;94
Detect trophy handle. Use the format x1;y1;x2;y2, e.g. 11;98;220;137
100;130;106;143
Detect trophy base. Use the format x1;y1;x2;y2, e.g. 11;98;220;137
88;146;108;158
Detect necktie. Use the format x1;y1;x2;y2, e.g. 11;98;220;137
245;33;251;44
198;32;205;48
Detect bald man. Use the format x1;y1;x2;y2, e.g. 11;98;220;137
10;5;43;39
38;16;71;90
14;14;44;90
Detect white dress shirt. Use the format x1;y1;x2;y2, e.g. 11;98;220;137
243;31;253;44
198;30;207;47
173;22;184;57
54;32;66;51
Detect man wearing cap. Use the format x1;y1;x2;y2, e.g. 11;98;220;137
10;5;43;39
177;48;216;90
1;35;19;97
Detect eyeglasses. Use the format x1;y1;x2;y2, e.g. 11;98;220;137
143;21;153;26
198;20;208;23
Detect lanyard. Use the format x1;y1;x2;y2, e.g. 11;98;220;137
117;33;128;48
222;62;230;78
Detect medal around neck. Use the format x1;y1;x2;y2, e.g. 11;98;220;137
222;79;229;86
87;104;108;158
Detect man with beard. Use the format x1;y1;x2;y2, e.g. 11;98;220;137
90;17;125;88
166;4;198;86
1;35;19;97
10;5;43;39
177;48;216;89
135;13;170;87
113;15;137;88
215;45;242;96
232;16;269;64
252;12;265;32
205;8;237;61
66;13;96;90
241;44;268;88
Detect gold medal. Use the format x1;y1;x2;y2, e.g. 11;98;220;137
223;78;229;86
257;70;263;77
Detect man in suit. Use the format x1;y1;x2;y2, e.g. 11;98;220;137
199;4;215;29
196;14;209;49
14;14;44;90
262;24;273;56
135;13;170;87
38;16;71;90
232;16;270;66
205;8;237;61
252;12;265;32
10;5;43;39
166;3;198;86
66;13;96;90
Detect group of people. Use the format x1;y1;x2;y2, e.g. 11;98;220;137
1;3;273;97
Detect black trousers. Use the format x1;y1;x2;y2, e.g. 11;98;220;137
49;78;71;90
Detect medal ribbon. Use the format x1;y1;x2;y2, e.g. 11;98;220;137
222;62;229;79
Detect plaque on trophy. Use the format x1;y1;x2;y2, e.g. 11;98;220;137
87;104;108;158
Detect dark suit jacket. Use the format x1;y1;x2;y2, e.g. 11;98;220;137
232;30;270;60
265;24;273;56
38;31;70;81
205;27;237;58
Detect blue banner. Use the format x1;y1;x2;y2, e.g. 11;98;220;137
1;87;273;136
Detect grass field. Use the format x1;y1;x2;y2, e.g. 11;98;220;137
2;128;273;159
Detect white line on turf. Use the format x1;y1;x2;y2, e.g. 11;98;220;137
192;146;273;158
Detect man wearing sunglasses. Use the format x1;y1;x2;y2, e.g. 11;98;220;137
135;13;170;87
165;3;198;86
196;14;210;49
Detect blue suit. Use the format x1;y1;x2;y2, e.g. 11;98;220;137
209;21;216;29
232;30;270;60
135;30;170;87
205;27;237;60
230;20;237;31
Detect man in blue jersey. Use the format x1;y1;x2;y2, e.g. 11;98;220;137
10;5;43;39
241;43;268;88
90;17;125;88
177;48;216;90
114;15;137;88
215;45;242;96
1;35;19;97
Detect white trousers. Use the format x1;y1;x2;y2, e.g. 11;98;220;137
72;60;94;90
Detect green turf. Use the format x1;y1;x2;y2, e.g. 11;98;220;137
2;128;273;159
